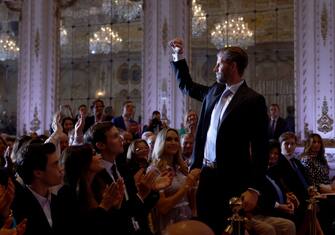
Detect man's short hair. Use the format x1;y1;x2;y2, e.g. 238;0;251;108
91;99;104;110
85;122;115;152
152;110;160;116
78;104;87;110
218;47;248;76
181;133;194;142
122;100;133;108
279;132;297;144
16;142;56;185
270;103;280;109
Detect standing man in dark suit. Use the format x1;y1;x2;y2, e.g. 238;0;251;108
268;104;288;140
170;38;269;235
113;100;140;139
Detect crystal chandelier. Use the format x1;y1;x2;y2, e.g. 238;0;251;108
192;0;207;37
89;26;123;54
0;33;19;61
210;16;254;49
102;0;142;22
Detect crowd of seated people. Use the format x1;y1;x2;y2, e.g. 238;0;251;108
1;100;335;235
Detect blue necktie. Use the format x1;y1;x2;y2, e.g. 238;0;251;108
290;159;309;190
266;175;285;204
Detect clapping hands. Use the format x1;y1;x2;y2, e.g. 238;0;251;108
100;178;125;210
184;168;201;189
0;178;15;218
0;216;27;235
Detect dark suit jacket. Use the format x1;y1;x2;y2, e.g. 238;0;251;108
268;117;287;140
112;116;140;139
12;185;60;235
83;115;95;134
92;161;159;235
112;116;128;131
267;155;310;207
172;59;269;192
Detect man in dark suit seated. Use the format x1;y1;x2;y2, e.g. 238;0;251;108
12;142;63;235
267;132;326;234
170;38;269;235
268;104;288;140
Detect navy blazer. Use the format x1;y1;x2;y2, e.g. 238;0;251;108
267;155;311;207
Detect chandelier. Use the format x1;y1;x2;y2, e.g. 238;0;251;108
0;33;19;61
102;0;142;22
89;26;123;54
192;0;207;37
210;16;254;49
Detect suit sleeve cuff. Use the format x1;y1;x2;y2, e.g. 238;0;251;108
248;188;261;196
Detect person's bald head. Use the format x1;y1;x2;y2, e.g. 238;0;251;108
163;220;214;235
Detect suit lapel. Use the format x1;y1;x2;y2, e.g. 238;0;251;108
24;186;53;230
218;81;248;127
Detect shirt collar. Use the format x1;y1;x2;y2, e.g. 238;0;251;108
101;159;116;176
27;185;52;205
225;80;244;94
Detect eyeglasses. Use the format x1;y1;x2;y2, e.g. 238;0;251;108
135;146;149;152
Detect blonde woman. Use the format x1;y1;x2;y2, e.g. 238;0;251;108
149;128;201;233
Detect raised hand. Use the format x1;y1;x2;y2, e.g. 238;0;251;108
4;147;13;171
169;37;184;54
52;112;63;134
74;114;85;136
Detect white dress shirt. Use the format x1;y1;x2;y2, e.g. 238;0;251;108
203;80;245;163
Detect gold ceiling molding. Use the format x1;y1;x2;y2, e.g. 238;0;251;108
321;2;328;46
